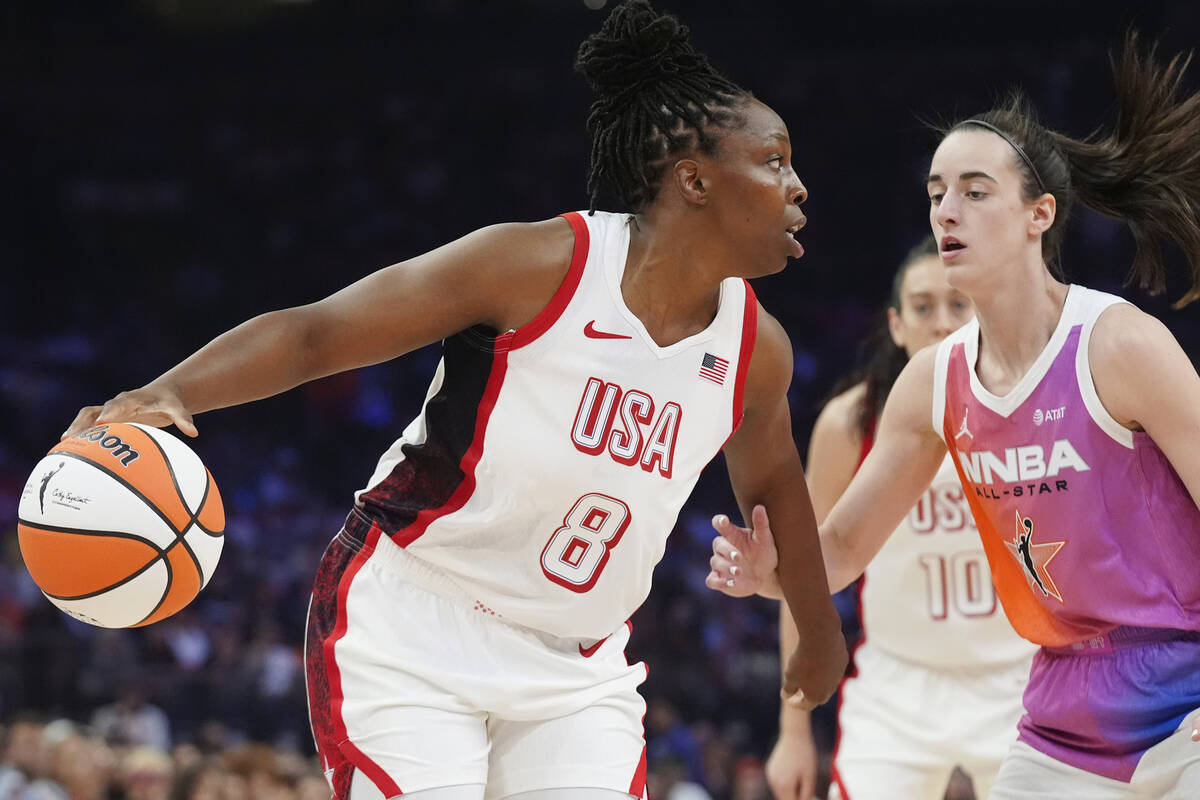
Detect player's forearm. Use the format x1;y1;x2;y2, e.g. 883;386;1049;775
818;466;919;594
820;522;869;595
777;601;815;735
152;308;327;415
766;478;846;657
780;563;843;656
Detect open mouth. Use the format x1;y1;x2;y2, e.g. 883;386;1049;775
941;236;965;253
785;223;805;258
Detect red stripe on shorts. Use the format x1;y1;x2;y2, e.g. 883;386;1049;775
628;744;648;797
624;618;648;797
324;522;404;798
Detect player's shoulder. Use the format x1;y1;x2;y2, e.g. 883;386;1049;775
744;306;792;397
881;344;940;434
1090;300;1174;361
812;381;866;448
1087;297;1193;428
820;381;868;431
900;340;940;384
470;216;577;274
459;216;579;331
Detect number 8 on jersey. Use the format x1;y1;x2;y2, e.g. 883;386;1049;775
541;494;631;593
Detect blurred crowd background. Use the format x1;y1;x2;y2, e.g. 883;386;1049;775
3;1;1199;798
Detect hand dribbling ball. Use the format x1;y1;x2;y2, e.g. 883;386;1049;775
17;423;225;628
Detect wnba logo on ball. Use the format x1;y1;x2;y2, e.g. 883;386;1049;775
73;425;141;467
1033;409;1044;426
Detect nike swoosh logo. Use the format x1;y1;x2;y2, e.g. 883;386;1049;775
584;321;632;340
579;635;610;658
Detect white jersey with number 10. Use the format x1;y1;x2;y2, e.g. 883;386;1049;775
859;455;1036;668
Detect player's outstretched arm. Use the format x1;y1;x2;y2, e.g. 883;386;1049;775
707;384;867;597
63;218;577;438
720;309;847;710
818;346;946;587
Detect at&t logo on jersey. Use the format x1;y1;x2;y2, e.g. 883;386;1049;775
571;377;681;478
1033;405;1066;426
957;439;1089;498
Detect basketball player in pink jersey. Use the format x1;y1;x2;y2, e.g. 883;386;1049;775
708;35;1200;798
766;239;1034;800
62;2;848;798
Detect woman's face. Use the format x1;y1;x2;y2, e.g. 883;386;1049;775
697;99;809;277
926;128;1043;295
888;254;974;358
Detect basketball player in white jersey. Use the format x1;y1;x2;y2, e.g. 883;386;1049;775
708;34;1200;799
62;2;848;798
766;238;1034;800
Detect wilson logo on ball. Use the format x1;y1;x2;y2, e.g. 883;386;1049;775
18;422;225;629
74;425;141;467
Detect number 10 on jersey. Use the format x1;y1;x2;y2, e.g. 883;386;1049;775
541;493;631;592
918;551;997;620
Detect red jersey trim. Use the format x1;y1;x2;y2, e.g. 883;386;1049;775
392;335;512;548
731;281;759;432
625;619;649;798
322;523;404;798
628;745;648;797
508;212;591;350
829;570;866;800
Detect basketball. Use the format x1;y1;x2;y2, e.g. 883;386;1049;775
16;423;225;628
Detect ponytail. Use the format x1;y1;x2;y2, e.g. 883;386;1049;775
1056;33;1200;306
948;32;1200;306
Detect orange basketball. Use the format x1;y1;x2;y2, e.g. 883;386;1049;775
16;423;225;628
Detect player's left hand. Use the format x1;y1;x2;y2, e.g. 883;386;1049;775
704;504;783;599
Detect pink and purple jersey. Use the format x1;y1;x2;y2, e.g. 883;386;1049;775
933;284;1200;781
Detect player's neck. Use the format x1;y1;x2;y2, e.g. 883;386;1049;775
971;271;1069;394
621;213;723;348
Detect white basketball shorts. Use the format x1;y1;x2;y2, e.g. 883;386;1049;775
304;515;649;799
990;715;1200;800
829;643;1030;800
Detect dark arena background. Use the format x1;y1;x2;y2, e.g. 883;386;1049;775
2;1;1198;798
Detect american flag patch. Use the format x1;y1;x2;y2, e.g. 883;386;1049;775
699;352;729;385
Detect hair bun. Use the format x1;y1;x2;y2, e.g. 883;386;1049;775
575;0;704;97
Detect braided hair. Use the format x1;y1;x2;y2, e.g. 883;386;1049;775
574;0;751;213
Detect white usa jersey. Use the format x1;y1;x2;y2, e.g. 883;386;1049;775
349;211;758;639
859;454;1036;669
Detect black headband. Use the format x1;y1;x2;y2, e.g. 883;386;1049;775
960;119;1047;194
